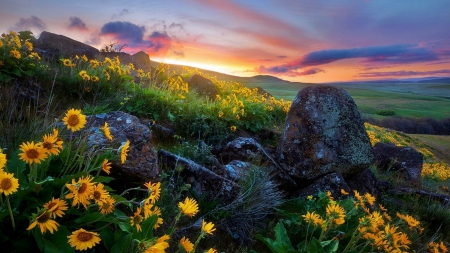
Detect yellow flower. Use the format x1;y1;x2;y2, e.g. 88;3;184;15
0;40;3;48
178;196;199;217
218;112;224;118
144;181;161;204
0;171;19;196
326;203;346;225
130;207;143;232
19;141;48;164
27;210;59;234
205;249;217;253
364;193;376;206
101;159;112;174
43;197;68;218
91;76;100;82
42;130;63;155
62;108;86;132
67;228;101;251
379;204;388;212
63;58;73;67
302;211;324;226
326;190;334;200
10;49;21;59
396;212;420;229
25;41;33;51
180;236;194;253
340;189;349;195
99;196;115;215
0;149;7;169
79;70;91;81
230;126;237;132
120;140;130;164
100;122;113;141
82;55;88;62
104;70;111;80
91;183;110;205
144;234;170;253
201;220;216;235
65;175;95;208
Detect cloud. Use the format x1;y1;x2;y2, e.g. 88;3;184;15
357;69;450;78
111;9;130;19
256;43;445;76
100;21;146;46
68;17;88;31
98;21;177;56
12;15;47;32
255;66;325;77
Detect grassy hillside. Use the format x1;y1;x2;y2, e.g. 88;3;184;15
2;31;450;252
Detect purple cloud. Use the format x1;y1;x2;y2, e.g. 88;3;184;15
68;17;88;31
12;16;47;32
256;44;446;76
100;21;146;46
358;69;450;78
98;21;177;56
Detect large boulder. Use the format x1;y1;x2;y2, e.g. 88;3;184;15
346;169;390;202
132;51;151;68
296;172;351;199
187;74;219;100
373;142;423;185
35;31;99;61
85;111;159;186
276;86;374;180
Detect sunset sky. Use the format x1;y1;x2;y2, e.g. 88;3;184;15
1;0;450;83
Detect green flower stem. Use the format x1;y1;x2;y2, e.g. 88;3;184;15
193;231;206;251
60;131;73;177
168;211;183;238
0;193;3;206
6;196;15;230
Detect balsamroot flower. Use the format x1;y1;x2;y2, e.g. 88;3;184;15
130;207;143;232
179;236;194;253
0;172;19;196
65;175;95;208
100;122;113;141
19;141;48;165
27;210;59;234
0;149;6;169
178;196;199;217
119;140;130;164
43;197;68;218
67;228;101;250
201;220;216;235
62;108;86;132
101;159;112;174
326;203;346;225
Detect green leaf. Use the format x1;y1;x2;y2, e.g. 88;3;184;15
310;238;326;253
94;175;115;183
138;214;158;240
274;222;294;249
321;239;339;253
100;227;116;250
75;211;104;224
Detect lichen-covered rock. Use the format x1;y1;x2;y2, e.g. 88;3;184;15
373;142;423;185
276;86;374;180
158;149;240;203
187;74;219;100
85;111;159;185
132;51;151;68
35;31;99;61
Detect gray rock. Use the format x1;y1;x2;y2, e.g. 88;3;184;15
276;86;374;180
373;142;423;185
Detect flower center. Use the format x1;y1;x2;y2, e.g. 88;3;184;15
37;212;50;223
78;183;87;194
47;202;57;210
134;215;143;224
68;115;79;126
1;178;11;190
26;149;39;159
43;142;53;150
93;191;101;200
77;231;93;242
